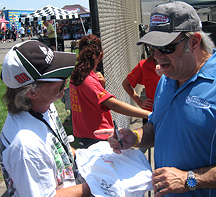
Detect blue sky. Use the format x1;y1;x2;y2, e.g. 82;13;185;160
0;0;89;10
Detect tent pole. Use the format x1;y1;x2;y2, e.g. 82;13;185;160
80;17;86;35
54;19;58;51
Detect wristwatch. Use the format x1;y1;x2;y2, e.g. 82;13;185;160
185;171;198;191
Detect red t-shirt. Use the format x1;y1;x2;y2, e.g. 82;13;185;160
69;71;114;139
127;58;160;111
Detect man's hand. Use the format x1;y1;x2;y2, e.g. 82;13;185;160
94;128;137;154
152;167;188;197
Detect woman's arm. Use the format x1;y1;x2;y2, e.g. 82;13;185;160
122;77;142;105
102;97;150;119
122;77;153;110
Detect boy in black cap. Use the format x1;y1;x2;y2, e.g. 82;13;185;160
0;40;91;196
95;1;216;197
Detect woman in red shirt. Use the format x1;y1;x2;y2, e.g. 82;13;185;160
70;34;150;148
122;52;161;124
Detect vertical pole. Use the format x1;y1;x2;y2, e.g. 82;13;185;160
89;0;100;38
89;0;103;74
80;17;86;35
148;148;151;197
54;19;58;51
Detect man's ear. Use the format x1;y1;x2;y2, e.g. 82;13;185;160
190;33;201;50
26;88;38;100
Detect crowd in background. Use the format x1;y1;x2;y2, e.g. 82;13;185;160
0;23;45;43
0;17;91;44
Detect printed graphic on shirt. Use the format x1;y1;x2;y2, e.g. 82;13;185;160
50;136;74;187
0;107;75;194
49;106;75;187
101;180;117;196
0;153;15;196
70;87;82;112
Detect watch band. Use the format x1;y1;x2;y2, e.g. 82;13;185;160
188;170;194;177
185;170;198;191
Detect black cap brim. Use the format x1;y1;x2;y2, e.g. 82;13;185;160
41;52;76;79
137;31;181;46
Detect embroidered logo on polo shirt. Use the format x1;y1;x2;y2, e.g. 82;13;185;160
98;91;106;99
186;95;211;109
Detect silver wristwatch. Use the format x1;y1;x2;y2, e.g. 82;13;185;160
185;170;198;191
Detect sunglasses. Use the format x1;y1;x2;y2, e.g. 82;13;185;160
148;35;189;54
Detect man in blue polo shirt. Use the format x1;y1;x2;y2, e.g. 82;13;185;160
95;1;216;197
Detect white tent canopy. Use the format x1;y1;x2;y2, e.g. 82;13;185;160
19;5;79;51
19;5;78;23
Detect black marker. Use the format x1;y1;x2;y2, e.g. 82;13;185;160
113;120;123;148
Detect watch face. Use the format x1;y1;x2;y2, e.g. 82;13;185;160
188;178;196;187
186;171;198;191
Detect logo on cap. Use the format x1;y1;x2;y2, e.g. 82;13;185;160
39;45;54;65
150;14;170;26
15;73;31;84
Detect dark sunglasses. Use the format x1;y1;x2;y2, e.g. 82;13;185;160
148;35;189;54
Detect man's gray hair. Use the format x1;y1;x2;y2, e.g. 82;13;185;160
187;31;215;54
3;82;41;115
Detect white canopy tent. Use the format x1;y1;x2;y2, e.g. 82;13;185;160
19;5;79;50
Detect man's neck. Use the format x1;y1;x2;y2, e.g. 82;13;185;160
30;103;50;114
178;52;212;87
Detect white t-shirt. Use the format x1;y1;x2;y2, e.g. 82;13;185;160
76;141;153;196
19;27;25;35
0;104;75;197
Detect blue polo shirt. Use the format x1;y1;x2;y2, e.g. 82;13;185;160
149;53;216;197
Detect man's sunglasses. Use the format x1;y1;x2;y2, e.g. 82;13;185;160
148;35;189;54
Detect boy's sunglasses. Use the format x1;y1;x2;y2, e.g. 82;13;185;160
148;35;189;54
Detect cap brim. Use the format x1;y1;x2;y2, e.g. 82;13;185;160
137;31;181;46
41;52;76;79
